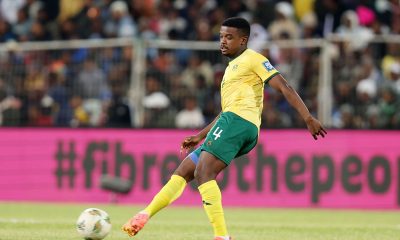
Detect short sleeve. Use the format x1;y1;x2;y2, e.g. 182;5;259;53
251;54;280;83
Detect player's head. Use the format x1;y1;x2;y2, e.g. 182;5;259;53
220;17;250;57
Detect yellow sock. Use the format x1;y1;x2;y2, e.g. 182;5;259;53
198;180;228;237
144;175;186;217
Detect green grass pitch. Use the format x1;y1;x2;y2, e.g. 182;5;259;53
0;202;399;240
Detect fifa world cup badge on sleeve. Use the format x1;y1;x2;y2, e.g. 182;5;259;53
263;61;275;72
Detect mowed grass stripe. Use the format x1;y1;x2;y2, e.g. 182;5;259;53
0;202;399;240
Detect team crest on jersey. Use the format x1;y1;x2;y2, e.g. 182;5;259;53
263;61;275;72
232;64;238;71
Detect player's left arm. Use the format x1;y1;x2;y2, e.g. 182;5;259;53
268;74;327;140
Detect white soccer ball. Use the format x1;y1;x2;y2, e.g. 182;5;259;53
76;208;112;240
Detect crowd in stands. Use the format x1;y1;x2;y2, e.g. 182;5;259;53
0;0;399;129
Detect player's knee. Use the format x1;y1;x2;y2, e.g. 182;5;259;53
173;157;196;182
173;169;193;182
193;168;200;181
194;166;215;184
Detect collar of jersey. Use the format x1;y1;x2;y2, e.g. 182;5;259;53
228;48;249;64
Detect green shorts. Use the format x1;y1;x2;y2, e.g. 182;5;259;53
189;111;258;165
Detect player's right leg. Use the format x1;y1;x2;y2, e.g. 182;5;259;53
143;156;196;216
122;151;198;237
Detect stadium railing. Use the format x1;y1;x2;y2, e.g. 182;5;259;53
0;35;398;128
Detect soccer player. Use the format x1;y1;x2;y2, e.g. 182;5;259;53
122;17;327;240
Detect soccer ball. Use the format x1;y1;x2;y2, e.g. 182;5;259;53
76;208;111;240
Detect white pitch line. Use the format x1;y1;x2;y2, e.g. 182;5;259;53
0;218;70;224
0;218;40;224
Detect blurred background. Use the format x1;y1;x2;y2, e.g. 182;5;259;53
1;2;400;239
0;0;398;130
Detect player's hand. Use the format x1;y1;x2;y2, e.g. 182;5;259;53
305;116;327;140
180;135;202;154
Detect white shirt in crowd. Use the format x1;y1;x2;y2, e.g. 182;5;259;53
175;107;205;129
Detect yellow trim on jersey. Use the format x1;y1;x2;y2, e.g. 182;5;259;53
220;49;279;129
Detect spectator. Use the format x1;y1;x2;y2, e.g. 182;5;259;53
223;0;248;18
77;59;110;126
194;74;210;110
377;87;399;128
382;43;400;79
29;21;51;41
0;78;22;126
332;104;356;129
168;72;190;110
0;19;16;42
248;16;269;53
69;0;96;39
26;92;55;127
175;95;205;129
142;74;175;128
209;7;226;38
389;0;400;34
356;57;382;98
88;16;106;39
77;59;109;100
47;70;71;126
13;7;32;41
268;2;299;40
152;49;181;75
158;9;187;39
365;105;380;129
334;80;356;108
105;81;132;128
336;10;374;52
0;0;26;24
104;0;137;38
181;53;214;91
59;18;78;40
192;17;217;41
293;0;314;20
69;95;89;127
300;12;319;38
273;42;304;92
314;0;345;37
354;78;377;128
384;62;400;94
261;100;291;128
58;0;84;23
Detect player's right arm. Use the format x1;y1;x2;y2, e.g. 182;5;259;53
181;112;221;151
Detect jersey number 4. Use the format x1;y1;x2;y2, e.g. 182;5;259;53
213;127;223;140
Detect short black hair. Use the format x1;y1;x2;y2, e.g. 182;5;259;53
221;17;250;37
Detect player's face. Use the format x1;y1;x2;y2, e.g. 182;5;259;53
219;26;247;57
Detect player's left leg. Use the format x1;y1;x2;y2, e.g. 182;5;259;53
195;112;258;240
122;154;197;237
